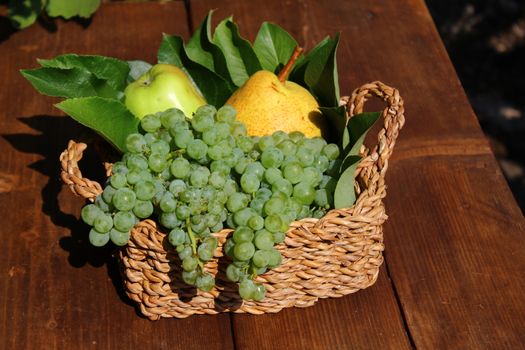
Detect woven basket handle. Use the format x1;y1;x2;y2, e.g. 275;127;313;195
346;81;405;185
59;140;104;201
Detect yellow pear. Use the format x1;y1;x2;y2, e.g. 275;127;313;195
226;48;325;137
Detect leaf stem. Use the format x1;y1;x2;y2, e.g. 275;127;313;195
278;46;303;82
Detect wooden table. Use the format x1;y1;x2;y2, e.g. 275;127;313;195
1;1;524;349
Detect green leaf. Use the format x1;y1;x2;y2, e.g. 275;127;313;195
319;105;347;143
334;155;361;209
127;60;152;84
343;111;381;156
186;10;232;84
45;0;101;19
158;34;235;107
8;0;44;29
37;54;129;93
213;18;262;86
253;22;298;73
56;97;139;152
21;67;120;99
290;34;340;107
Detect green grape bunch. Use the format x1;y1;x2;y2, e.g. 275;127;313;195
80;104;341;301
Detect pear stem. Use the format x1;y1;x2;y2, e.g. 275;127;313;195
278;46;303;82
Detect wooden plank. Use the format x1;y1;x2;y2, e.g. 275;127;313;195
189;2;413;349
0;3;234;349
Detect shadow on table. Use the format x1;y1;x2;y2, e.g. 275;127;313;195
2;114;135;309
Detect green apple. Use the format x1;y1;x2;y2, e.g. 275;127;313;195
124;63;206;119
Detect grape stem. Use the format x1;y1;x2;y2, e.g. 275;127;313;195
186;218;204;269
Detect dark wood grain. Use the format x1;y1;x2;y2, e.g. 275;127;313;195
0;3;234;350
190;0;525;349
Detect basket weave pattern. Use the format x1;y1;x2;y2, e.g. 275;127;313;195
59;81;404;320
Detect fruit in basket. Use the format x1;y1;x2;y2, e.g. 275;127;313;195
124;64;206;119
227;47;325;137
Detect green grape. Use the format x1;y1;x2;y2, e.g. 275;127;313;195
133;200;154;219
293;182;316;205
289;131;305;143
210;221;224;232
239;279;256;300
186;139;208;160
148;153;167;172
254;229;274;250
196;273;215;292
215;122;231;140
140;114;161;133
93;213;113;233
302;167;323;186
205;213;221;228
111;162;128;175
197;242;214;261
263;197;285;216
232;226;254;243
210;160;231;176
283;162;303;184
89;229;110;247
240;173;260;193
272;130;288;144
191;107;215;132
252;250;269;268
264;167;282;185
315;188;330;208
260;148;284;168
109;172;127;189
209;171;226;189
178;245;193;260
175;205;191;220
296;147;315;167
113;211;136;232
150;139;170;155
173;129;194;149
258;135;275;151
160;192;177;212
95;196;111;213
102;185;117;204
110;228;130;246
236;135;254;153
234;241;255;261
224;238;236;258
182;256;199;272
234;208;257;227
272;178;293;197
159;108;185;129
216;104;236;123
264;215;283;233
323;143;340;160
126;170;142;185
277;139;297;157
296;204;311;219
125;133;147;153
207;200;223;216
81;204;102;226
190;166;210;188
245;162;265;180
248;215;264;230
271;190;288;202
112;188;136;211
182;269;198;285
252;284;266;301
202;128;220;146
230;121;247;137
134;180;156;200
159;212;181;229
169;157;190;179
273;231;286;244
267;249;283;268
249;198;266;216
144;132;157;145
226;192;250;213
314;155;330;172
169;179;187;196
234;157;251;174
226;263;241;282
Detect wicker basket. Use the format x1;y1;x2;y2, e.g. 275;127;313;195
59;81;405;320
